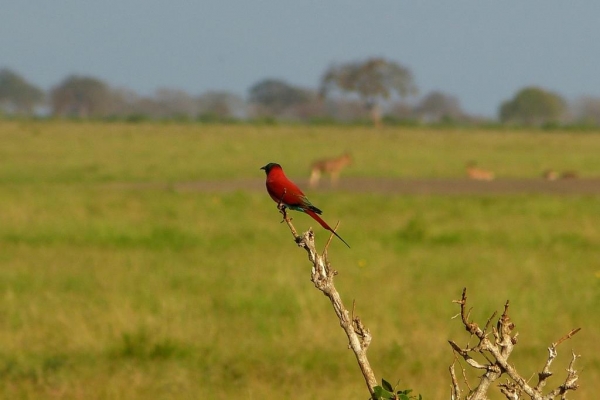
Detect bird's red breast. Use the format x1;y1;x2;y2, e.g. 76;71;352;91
264;164;306;207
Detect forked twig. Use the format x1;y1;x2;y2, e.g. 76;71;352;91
322;220;340;256
449;288;581;400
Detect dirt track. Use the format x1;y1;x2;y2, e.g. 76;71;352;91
117;178;600;195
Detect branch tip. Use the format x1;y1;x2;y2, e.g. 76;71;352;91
553;328;581;348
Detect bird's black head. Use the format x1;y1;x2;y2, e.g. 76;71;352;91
260;163;280;174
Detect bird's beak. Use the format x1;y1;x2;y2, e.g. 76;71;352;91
260;166;265;170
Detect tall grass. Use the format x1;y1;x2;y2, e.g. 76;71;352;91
0;121;598;399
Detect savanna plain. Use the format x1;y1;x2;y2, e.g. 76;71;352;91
0;121;599;399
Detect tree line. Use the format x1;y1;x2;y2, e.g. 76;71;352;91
1;58;600;126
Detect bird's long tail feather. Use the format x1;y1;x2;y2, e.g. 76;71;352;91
305;209;350;248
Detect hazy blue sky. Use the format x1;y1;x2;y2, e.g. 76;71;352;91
2;1;599;117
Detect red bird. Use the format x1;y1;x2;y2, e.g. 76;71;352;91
261;162;350;248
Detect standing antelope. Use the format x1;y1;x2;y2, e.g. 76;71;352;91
542;169;559;180
542;169;578;180
309;153;353;188
466;161;495;181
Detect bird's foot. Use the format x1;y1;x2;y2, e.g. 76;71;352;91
277;189;290;222
277;203;290;222
277;189;287;209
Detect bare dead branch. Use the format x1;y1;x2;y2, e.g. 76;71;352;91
536;329;581;396
278;203;299;239
482;310;497;338
499;380;521;400
450;358;461;400
460;361;473;393
553;328;581;348
448;288;581;400
278;209;377;397
322;220;339;256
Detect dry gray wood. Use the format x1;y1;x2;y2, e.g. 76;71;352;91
277;204;378;397
449;288;581;400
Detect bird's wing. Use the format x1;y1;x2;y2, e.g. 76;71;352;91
294;194;323;215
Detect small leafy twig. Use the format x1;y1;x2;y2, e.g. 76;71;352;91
373;379;422;400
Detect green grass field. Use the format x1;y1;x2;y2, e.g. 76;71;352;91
0;121;599;399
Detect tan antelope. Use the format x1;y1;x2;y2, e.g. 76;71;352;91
542;169;559;181
309;152;353;188
466;161;495;181
542;169;578;180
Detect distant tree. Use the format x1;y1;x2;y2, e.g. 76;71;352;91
197;91;246;120
571;96;600;125
106;87;142;117
319;57;417;126
414;90;463;122
128;96;163;120
323;98;369;122
248;79;312;117
0;68;44;115
154;88;198;119
280;96;327;122
50;75;111;118
383;101;415;124
499;86;566;126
